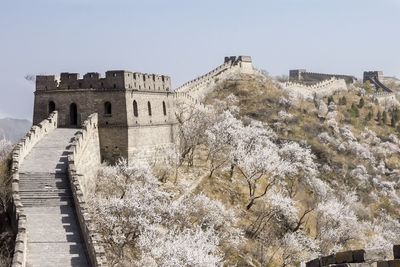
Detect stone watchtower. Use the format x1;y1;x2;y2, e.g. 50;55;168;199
33;70;177;161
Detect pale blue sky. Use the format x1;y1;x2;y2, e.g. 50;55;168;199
0;0;399;119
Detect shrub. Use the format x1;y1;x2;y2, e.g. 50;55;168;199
366;111;373;122
349;103;359;118
339;96;347;106
358;98;365;108
382;111;388;125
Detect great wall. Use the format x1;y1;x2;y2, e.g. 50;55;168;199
7;56;400;266
9;56;256;266
289;69;357;85
175;56;256;99
363;71;393;93
305;245;400;267
280;78;348;100
10;112;107;266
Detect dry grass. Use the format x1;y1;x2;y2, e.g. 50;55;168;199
200;74;400;263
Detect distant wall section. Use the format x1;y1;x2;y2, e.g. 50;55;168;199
289;69;357;84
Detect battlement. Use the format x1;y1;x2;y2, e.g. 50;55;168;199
224;55;252;65
36;70;171;92
289;69;357;84
281;78;348;100
283;77;342;90
36;75;59;91
373;91;394;97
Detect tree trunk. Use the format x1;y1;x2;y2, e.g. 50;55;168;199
246;198;255;210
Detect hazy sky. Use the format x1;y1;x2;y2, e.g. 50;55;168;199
0;0;399;119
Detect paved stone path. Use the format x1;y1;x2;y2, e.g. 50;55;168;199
19;129;89;267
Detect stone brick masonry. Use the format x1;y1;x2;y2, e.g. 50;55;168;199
306;245;400;267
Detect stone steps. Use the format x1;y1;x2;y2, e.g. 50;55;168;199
20;193;72;199
23;202;73;208
18;128;89;266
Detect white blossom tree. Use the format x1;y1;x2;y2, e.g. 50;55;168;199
136;227;222;267
0;139;12;163
90;159;241;266
175;101;216;166
281;231;319;266
149;145;180;183
315;197;361;254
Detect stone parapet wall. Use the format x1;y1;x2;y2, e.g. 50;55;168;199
175;62;232;92
280;78;348;100
174;91;203;106
176;64;262;101
175;56;254;94
181;65;241;99
10;112;58;267
70;113;102;195
67;113;107;266
370;92;399;108
306;245;400;267
372;92;395;98
290;69;357;84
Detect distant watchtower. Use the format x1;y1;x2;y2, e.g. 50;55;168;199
363;71;384;83
33;70;176;161
224;56;253;74
363;71;392;92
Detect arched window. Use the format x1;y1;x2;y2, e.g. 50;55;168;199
147;101;152;116
162;101;167;116
104;102;112;115
48;101;56;114
133;100;138;117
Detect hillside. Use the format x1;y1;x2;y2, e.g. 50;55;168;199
88;71;400;266
202;73;400;262
0;118;31;143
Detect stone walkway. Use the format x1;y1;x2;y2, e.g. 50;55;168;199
19;129;89;267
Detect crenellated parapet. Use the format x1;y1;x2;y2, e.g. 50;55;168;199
283;78;342;89
10;112;58;267
280;78;348;100
372;91;395;98
371;91;399;108
67;113;108;266
36;70;171;92
289;69;357;85
175;56;254;93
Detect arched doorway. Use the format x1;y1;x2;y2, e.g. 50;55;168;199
48;101;56;114
69;103;78;126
